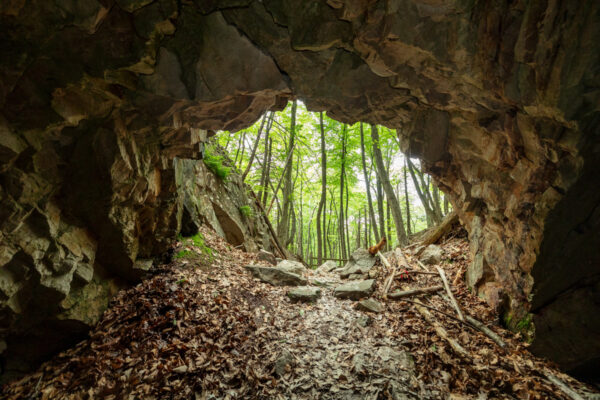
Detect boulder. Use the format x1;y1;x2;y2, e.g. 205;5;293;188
317;260;338;273
419;245;443;265
274;350;294;376
245;265;307;286
276;260;306;276
257;249;277;265
339;248;376;279
334;280;376;300
286;287;321;303
311;278;337;288
355;298;384;313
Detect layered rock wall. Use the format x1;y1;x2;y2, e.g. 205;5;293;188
1;0;598;378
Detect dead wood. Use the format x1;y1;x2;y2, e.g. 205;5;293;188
388;286;443;299
417;212;459;251
464;315;507;350
379;251;396;298
543;371;586;400
413;299;470;358
435;266;464;321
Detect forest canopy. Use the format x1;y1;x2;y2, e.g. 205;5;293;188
213;101;452;266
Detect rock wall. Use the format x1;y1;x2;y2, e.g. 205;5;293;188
1;0;598;378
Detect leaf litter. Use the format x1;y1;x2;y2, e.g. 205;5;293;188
2;226;599;399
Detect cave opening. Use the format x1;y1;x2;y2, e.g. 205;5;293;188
1;0;599;395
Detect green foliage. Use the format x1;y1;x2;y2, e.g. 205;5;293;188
203;150;230;180
216;100;452;264
239;205;253;218
174;250;193;259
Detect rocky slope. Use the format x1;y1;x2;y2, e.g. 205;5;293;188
1;0;598;379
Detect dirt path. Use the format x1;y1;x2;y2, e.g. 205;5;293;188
2;228;598;399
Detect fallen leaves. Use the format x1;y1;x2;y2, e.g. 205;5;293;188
2;226;598;399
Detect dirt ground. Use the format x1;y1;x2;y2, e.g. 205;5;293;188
2;227;599;400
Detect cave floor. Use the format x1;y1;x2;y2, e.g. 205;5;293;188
2;228;598;400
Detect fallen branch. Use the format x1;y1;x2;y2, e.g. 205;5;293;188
416;259;430;272
543;371;585;400
435;266;464;321
379;251;396;298
413;299;470;358
397;270;438;276
388;285;443;300
464;315;507;350
418;212;459;250
249;189;287;259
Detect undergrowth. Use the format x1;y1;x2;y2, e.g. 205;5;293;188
203;149;230;180
176;232;215;265
239;205;253;218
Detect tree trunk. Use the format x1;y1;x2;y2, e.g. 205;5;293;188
338;125;348;260
316;112;327;265
261;137;273;207
242;111;273;181
360;123;379;244
344;166;351;256
406;157;438;225
277;100;297;247
371;125;407;246
375;178;386;246
404;158;412;235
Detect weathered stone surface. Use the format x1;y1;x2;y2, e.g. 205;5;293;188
316;260;338;273
257;249;277;265
355;298;384;313
1;0;599;378
274;350;294;377
334;280;376;300
339;248;376;279
276;260;306;276
286;287;321;303
419;245;443;265
245;265;307;287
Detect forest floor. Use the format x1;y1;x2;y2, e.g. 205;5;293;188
3;227;599;400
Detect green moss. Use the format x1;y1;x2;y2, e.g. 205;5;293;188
174;250;193;259
516;314;533;332
203;150;230;180
239;205;253;218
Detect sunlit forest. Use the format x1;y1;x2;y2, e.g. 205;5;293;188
213;101;452;265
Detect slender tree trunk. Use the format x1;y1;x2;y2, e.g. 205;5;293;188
338;125;347;260
404;158;412;236
262;138;273;206
364;205;369;247
371;125;407;246
360;123;379;243
444;194;449;215
242;113;270;181
356;209;362;249
375;179;386;243
277;101;297;247
344;167;351;256
316;112;327;265
234;131;244;165
406;157;439;225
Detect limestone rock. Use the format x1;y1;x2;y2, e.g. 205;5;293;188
355;299;384;313
274;350;294;377
257;249;277;265
276;260;306;276
339;248;376;279
245;265;307;287
286;287;321;303
316;260;338;273
419;245;443;265
334;280;376;300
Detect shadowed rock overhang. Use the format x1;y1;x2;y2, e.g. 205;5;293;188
0;0;598;381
